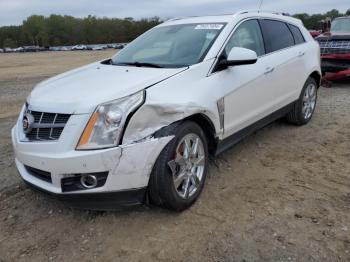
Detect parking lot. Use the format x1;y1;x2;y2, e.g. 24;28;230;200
0;50;349;261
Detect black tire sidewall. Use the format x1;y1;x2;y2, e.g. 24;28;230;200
150;121;209;211
296;77;318;124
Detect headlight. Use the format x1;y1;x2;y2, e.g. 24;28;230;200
76;90;144;150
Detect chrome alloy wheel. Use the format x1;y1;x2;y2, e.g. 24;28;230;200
167;133;206;199
302;83;317;120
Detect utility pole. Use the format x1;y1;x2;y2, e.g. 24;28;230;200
258;0;264;11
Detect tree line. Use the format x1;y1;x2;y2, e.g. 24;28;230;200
293;8;350;30
0;9;349;48
0;15;161;48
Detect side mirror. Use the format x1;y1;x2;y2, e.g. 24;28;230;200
219;47;258;68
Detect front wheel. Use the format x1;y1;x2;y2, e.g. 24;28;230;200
286;77;318;125
148;121;209;211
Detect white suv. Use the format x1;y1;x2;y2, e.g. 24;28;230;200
12;11;321;211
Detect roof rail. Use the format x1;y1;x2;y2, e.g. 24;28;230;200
164;15;205;23
164;11;292;23
237;10;290;16
164;17;184;22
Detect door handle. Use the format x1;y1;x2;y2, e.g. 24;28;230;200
264;67;275;75
298;52;305;57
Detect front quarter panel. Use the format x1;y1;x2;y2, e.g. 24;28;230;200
122;60;222;144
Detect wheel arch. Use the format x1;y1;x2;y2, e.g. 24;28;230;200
153;113;218;156
309;70;322;88
183;113;218;155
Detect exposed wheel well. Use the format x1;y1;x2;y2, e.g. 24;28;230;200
184;114;217;155
310;71;321;88
152;113;218;155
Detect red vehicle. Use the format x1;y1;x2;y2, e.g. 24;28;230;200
309;30;321;38
316;17;350;83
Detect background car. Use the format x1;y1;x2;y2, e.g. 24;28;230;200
59;46;70;51
71;44;87;50
13;47;24;52
23;46;40;52
309;30;321;38
114;43;125;49
4;47;14;52
316;16;350;82
89;45;107;51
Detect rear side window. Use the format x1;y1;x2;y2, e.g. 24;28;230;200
260;19;295;53
289;24;305;44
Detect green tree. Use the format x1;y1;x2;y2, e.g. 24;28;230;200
294;9;345;30
22;15;46;45
3;38;16;48
325;9;343;19
1;9;346;48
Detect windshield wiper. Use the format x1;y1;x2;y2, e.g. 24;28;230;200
113;62;164;68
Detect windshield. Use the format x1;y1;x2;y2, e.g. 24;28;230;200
331;18;350;33
111;23;226;68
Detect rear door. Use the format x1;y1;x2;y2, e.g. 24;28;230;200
288;23;309;94
259;19;305;107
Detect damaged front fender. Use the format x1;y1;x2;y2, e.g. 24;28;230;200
108;135;174;191
122;101;218;144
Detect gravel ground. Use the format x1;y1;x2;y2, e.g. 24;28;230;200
0;51;349;262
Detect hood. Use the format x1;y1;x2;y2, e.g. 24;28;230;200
28;61;187;114
316;32;350;41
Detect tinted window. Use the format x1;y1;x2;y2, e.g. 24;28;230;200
224;19;265;57
260;20;295;53
289;24;305;44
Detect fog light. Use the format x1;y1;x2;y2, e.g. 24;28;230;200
80;174;98;189
61;172;108;192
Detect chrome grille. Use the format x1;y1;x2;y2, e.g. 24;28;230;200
24;109;70;141
318;40;350;55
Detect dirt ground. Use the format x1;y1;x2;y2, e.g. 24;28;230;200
0;51;349;262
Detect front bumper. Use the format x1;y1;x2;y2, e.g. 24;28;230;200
12;116;173;208
25;180;147;210
320;54;350;80
321;55;350;72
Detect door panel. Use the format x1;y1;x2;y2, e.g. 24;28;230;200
261;48;301;110
208;19;278;138
218;57;277;138
286;43;309;100
259;19;307;108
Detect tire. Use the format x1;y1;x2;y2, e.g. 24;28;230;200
286;77;318;125
148;121;209;211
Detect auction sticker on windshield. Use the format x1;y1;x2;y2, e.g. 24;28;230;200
195;24;224;30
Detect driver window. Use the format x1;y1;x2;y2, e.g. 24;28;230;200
224;19;265;58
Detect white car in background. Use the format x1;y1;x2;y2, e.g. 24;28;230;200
12;11;321;211
60;46;70;51
4;48;14;52
71;45;87;51
90;45;106;51
13;47;24;52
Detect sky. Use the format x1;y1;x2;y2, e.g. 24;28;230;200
0;0;349;26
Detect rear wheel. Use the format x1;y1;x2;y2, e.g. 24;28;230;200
148;121;208;211
286;77;318;125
